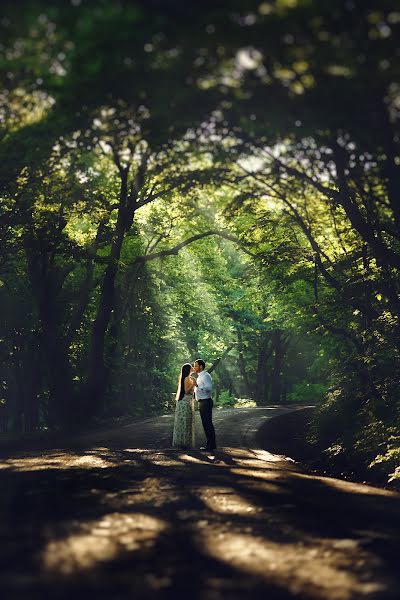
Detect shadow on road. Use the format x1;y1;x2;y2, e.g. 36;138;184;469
1;442;399;600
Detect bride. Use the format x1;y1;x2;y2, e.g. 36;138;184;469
172;363;196;449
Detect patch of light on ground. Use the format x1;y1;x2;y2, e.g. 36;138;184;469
41;513;167;575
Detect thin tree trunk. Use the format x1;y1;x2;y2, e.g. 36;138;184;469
24;245;75;427
254;331;272;406
82;168;131;419
236;328;251;396
270;329;284;405
219;363;238;398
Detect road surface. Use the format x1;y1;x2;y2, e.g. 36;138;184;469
0;406;399;600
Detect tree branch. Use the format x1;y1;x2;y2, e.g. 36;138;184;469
131;230;255;265
208;343;236;373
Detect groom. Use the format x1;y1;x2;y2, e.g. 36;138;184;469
193;359;217;451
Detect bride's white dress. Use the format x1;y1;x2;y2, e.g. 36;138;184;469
172;392;195;448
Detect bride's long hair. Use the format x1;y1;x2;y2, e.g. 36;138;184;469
176;363;192;401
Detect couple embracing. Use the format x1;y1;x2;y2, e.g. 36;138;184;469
172;359;217;451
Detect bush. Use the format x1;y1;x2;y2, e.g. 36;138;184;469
287;382;328;404
369;434;400;483
216;390;236;407
309;352;400;484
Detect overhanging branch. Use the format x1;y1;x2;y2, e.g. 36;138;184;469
132;230;255;265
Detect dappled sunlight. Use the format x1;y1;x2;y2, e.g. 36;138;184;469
197;530;386;600
1;0;400;596
291;472;399;498
102;477;180;509
41;512;167;575
0;449;116;471
1;441;399;598
198;486;263;516
177;452;211;464
230;469;283;491
142;452;187;467
234;448;291;465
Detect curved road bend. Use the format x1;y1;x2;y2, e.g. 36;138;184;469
78;405;297;449
0;406;399;600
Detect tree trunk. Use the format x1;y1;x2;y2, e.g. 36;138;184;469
103;284;124;415
333;145;400;271
236;328;251;396
254;331;272;406
270;329;284;405
219;363;238;398
82;252;122;419
40;308;75;427
81;169;131;420
24;246;76;428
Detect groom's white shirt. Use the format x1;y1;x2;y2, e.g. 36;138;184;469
195;370;212;400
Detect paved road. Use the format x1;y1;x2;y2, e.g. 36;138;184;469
78;405;296;450
0;407;399;600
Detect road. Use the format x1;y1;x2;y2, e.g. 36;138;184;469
78;405;294;449
0;406;399;600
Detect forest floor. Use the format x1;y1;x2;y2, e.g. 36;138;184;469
0;406;399;600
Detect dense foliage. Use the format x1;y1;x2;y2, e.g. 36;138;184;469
0;0;399;482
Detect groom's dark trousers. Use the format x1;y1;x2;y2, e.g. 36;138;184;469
198;398;216;449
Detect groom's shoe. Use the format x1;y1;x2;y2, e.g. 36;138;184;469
200;446;217;451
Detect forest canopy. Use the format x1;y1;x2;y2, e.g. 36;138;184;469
1;0;399;483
